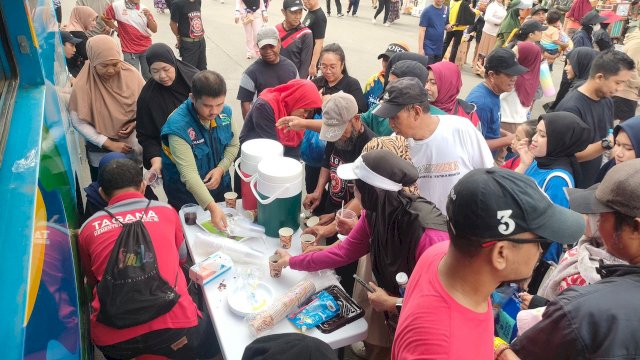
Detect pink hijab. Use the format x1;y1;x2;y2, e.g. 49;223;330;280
514;41;541;107
66;6;98;32
427;61;462;114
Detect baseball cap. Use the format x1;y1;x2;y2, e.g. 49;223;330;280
373;77;427;118
581;10;608;26
484;48;528;76
61;31;82;45
257;26;279;48
242;333;338;360
390;60;428;86
446;167;585;244
337;149;418;192
520;19;548;35
283;0;304;11
565;159;640;217
377;42;409;60
319;92;358;142
517;0;533;9
531;5;547;14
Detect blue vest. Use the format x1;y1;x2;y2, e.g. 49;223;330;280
161;98;233;209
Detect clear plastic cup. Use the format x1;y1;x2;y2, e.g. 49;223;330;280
336;209;357;235
181;203;199;225
144;170;162;189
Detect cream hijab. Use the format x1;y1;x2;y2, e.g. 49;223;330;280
65;6;98;32
69;35;145;139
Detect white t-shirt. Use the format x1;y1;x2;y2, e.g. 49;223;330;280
500;90;530;124
409;115;494;215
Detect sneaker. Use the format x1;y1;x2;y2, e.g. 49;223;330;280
327;12;331;16
246;53;253;59
337;13;344;17
384;22;390;26
352;13;358;16
372;17;376;24
350;342;367;359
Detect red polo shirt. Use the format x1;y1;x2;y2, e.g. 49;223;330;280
79;192;198;346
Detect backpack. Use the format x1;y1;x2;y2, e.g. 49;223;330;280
455;0;476;26
97;200;180;329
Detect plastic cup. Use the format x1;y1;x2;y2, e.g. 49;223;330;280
278;227;294;249
300;234;317;253
336;209;357;235
144;170;161;189
181;203;199;225
224;192;238;209
306;216;320;228
269;254;282;278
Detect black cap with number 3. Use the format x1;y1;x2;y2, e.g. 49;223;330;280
446;168;585;245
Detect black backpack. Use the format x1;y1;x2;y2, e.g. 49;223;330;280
456;0;476;26
97;200;180;329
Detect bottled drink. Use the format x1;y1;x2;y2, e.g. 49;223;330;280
396;272;408;297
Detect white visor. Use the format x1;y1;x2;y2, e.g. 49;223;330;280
336;156;403;192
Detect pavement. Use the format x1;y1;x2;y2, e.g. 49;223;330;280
59;1;564;359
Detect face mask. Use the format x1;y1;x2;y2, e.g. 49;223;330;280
593;23;601;31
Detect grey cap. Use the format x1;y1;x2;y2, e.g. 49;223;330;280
581;10;608;26
568;159;640;217
319;92;358;142
373;77;428;119
517;0;533;9
257;26;279;48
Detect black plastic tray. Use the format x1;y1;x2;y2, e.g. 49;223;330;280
299;285;365;334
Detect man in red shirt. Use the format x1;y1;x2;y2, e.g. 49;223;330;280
392;168;585;359
103;0;157;80
79;159;219;359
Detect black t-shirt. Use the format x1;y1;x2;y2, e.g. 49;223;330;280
321;125;375;211
302;8;327;40
240;99;300;159
555;89;614;188
236;57;298;102
171;0;205;38
313;75;368;113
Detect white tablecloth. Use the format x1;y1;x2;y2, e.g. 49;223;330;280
180;201;368;360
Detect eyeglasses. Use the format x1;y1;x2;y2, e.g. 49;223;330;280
318;64;340;72
480;237;550;248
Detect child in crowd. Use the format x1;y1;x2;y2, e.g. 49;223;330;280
502;119;536;170
540;10;568;70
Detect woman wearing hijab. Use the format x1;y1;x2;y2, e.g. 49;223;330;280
548;47;598;110
64;6;98;77
275;150;449;333
427;61;480;128
239;79;322;159
595;116;640;182
500;41;542;133
494;0;530;48
70;35;145;181
515;112;591;207
136;43;199;175
515;112;591;291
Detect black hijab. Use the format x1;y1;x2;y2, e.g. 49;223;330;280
383;52;430;88
357;150;447;296
566;47;598;90
536;112;592;178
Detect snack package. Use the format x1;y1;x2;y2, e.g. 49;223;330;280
287;290;340;332
189;251;233;285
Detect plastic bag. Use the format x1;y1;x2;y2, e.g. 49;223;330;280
287;290;340;332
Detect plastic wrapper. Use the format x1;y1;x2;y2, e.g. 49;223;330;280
193;233;264;266
246;271;338;337
287;290;339;332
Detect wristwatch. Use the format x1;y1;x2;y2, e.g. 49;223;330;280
601;137;613;150
395;298;403;314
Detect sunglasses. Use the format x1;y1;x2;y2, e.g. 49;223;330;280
480;237;550;248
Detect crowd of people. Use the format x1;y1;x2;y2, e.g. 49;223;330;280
57;0;640;358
